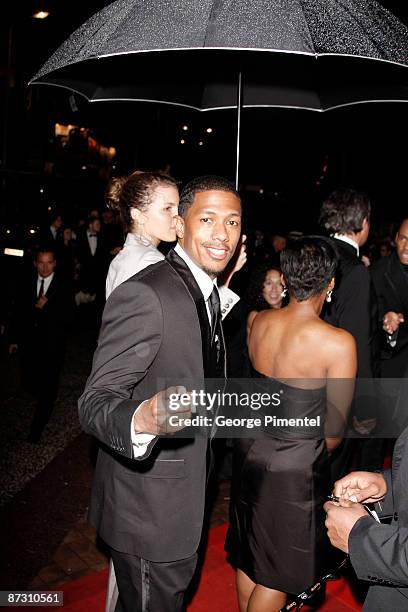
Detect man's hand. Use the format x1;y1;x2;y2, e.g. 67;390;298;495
333;471;387;504
35;295;48;309
383;311;404;335
324;499;368;553
133;385;192;436
9;344;18;355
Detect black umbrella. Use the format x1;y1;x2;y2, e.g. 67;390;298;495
30;0;408;186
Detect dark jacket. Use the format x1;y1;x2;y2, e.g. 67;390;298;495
78;249;224;562
9;271;74;358
371;251;408;377
349;425;408;610
324;238;378;378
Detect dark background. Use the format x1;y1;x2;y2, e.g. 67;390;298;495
1;1;408;237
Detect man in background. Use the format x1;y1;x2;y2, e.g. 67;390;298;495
9;247;75;442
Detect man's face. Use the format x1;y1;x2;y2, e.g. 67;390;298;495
176;190;241;278
396;219;408;265
89;219;101;233
35;252;56;278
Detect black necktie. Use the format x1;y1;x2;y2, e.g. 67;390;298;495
208;286;221;343
38;279;44;297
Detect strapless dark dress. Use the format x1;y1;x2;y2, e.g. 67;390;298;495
225;373;330;595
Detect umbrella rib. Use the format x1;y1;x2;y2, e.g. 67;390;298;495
297;0;318;56
203;0;224;47
337;0;390;61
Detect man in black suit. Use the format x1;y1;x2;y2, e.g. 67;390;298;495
319;189;380;476
324;423;408;611
9;247;75;442
78;176;242;611
77;216;109;326
371;218;408;378
39;212;63;244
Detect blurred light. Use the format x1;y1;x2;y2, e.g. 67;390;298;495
33;10;49;19
6;230;11;234
81;165;87;170
274;192;279;197
47;206;52;211
4;248;24;257
182;125;189;131
259;189;264;194
198;141;204;146
180;139;186;144
40;188;44;193
206;128;213;133
29;229;36;234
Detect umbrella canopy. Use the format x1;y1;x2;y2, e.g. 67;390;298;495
30;0;408;112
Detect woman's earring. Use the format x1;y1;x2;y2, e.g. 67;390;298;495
281;286;287;298
326;289;333;303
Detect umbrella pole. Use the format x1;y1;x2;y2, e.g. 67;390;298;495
235;71;242;190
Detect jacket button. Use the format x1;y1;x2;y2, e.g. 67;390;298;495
393;512;399;521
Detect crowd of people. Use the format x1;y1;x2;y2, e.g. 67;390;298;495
4;171;408;610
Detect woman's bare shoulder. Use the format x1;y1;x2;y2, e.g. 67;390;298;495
314;319;356;353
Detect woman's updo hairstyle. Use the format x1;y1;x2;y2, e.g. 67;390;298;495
280;236;338;302
105;171;178;232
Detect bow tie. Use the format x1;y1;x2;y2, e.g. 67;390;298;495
88;233;97;237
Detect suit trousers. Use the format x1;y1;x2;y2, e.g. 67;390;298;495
110;548;197;612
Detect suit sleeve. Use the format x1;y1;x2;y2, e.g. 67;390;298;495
349;515;408;587
336;265;372;377
375;470;394;519
78;278;162;460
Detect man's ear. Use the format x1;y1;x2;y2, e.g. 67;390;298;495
175;215;185;239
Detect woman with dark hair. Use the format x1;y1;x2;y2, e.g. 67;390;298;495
246;264;284;336
226;236;357;612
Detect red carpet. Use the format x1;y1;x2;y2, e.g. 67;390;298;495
26;524;362;612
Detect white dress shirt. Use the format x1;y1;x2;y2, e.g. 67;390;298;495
87;230;98;256
37;273;54;297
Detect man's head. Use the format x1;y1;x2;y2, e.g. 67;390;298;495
50;213;63;230
319;188;371;247
395;219;408;265
35;249;56;278
176;176;242;278
88;216;101;234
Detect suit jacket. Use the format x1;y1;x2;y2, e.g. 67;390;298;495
9;271;74;359
371;252;408;377
349;425;408;610
324;238;377;378
78;249;223;562
76;231;109;294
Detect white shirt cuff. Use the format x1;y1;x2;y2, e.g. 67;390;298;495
131;400;156;458
218;285;240;319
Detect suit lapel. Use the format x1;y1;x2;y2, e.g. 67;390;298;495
166;249;213;375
